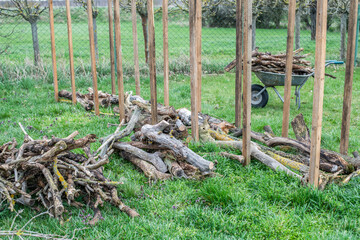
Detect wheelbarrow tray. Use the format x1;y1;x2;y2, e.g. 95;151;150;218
253;71;312;87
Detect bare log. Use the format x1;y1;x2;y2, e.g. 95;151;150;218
214;141;302;180
128;156;171;180
113;142;167;173
141;121;214;174
291;113;310;142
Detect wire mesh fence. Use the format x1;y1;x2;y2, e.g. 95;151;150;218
0;1;359;79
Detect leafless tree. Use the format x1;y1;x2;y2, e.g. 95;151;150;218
329;0;350;60
0;0;47;65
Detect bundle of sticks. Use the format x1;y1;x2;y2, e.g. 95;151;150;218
225;48;312;74
225;48;337;78
0;130;138;224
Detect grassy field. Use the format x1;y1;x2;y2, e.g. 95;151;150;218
1;7;357;77
1;64;360;239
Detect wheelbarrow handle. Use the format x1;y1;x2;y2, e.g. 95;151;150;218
325;60;344;67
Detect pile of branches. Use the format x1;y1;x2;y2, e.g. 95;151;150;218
57;89;360;188
200;113;360;188
225;48;313;75
0;130;138;224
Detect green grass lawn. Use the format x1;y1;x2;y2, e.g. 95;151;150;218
1;65;360;239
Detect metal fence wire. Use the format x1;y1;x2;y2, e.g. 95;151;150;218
0;0;359;77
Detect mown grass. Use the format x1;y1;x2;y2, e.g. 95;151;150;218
1;65;360;239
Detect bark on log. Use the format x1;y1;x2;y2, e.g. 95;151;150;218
128;156;171;180
291;113;310;142
141;121;214;174
164;158;187;178
265;137;350;172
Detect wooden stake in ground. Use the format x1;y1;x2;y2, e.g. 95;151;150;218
131;0;141;96
235;0;243;128
107;0;116;95
148;0;157;124
281;0;296;137
48;0;58;102
86;0;99;116
196;0;202;112
65;0;76;105
242;0;252;165
114;0;125;122
163;0;169;106
340;0;359;155
309;0;328;187
189;0;199;141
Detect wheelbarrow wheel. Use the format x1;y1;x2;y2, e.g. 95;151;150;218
251;84;269;108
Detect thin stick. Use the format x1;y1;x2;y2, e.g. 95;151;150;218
65;0;76;105
48;0;58;102
189;0;199;141
114;0;125;122
131;0;141;96
18;122;34;141
107;0;116;95
148;0;157;124
242;0;252;165
281;0;296;137
309;0;328;187
340;0;359;155
86;0;100;116
235;0;243;128
163;0;169;106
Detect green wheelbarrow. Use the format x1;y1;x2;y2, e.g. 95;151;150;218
251;60;344;109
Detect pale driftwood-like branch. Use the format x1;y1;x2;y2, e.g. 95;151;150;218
113;142;167;173
214;141;302;180
141;121;214;174
128;156;172;180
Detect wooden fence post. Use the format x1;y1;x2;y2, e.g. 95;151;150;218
107;0;116;95
189;0;200;141
163;0;170;106
309;0;328;187
131;0;141;96
281;0;296;137
65;0;76;105
48;0;58;102
242;0;252;165
340;0;359;155
196;0;202;112
148;0;158;124
114;0;125;122
235;0;243;128
86;0;100;116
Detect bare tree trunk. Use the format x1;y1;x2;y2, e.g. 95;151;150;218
310;2;316;40
252;15;256;50
93;15;99;62
340;13;347;60
140;14;149;64
295;9;301;50
30;21;40;65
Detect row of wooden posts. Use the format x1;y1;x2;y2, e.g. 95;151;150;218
48;0;358;187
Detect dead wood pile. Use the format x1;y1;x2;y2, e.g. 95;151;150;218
225;48;316;75
0;130;138;224
57;89;360;188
